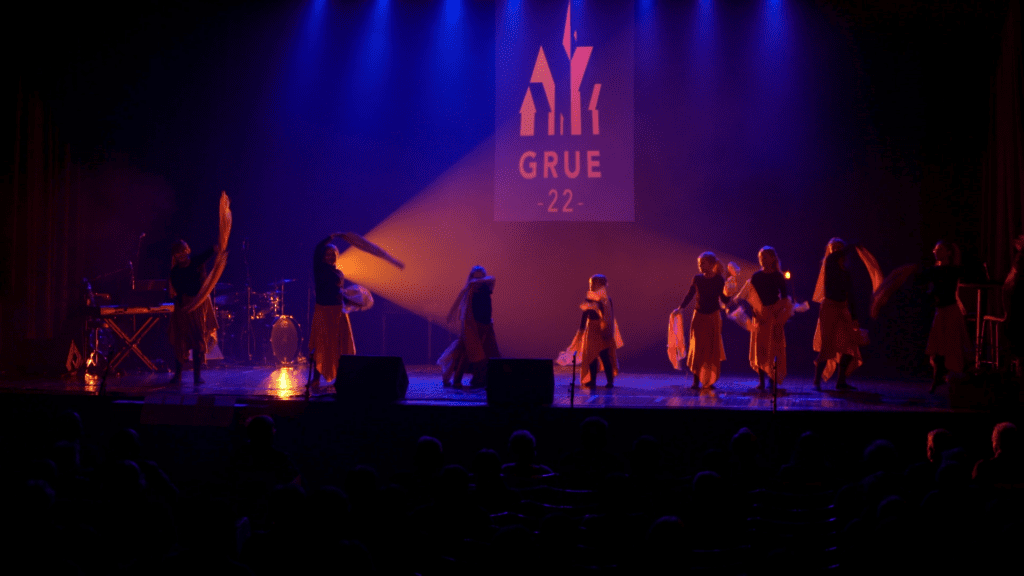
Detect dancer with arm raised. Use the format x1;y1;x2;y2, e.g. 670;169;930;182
812;238;866;391
557;274;623;388
168;192;231;384
438;266;501;389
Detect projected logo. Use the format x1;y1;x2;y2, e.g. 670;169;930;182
495;0;634;222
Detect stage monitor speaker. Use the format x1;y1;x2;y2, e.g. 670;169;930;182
486;358;554;406
334;355;409;403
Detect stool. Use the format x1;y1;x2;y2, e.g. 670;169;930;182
980;315;1004;369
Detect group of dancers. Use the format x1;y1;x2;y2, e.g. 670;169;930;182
556;238;972;393
167;193;1016;393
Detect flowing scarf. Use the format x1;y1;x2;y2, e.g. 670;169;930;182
185;191;232;313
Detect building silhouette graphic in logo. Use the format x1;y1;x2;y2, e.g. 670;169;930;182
519;3;601;138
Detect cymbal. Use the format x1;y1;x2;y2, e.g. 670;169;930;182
215;282;233;291
269;279;297;286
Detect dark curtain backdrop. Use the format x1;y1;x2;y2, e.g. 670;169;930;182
2;83;83;374
983;0;1024;286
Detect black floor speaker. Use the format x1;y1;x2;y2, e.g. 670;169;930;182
335;355;409;403
486;358;555;406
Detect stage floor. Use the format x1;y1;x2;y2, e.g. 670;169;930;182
0;362;955;412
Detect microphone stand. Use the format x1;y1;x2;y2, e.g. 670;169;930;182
771;356;778;414
569;352;576;408
243;240;255;364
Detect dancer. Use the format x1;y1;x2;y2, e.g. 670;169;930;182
678;252;729;389
812;238;866;391
557;274;622;388
439;266;501;388
168;241;219;384
309;233;374;388
168;192;231;384
917;241;968;392
723;261;742;299
734;247;795;392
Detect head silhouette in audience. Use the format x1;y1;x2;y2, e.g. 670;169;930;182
247;415;276;448
109;428;142;463
345;464;379;501
308;486;351;540
414;436;444;477
729;427;767;488
508;429;538;464
926;429;953;463
992;421;1019;458
581;416;609;451
630;435;661;479
437;464;471;503
471;448;501;481
54;410;83;444
502;429;554;484
862;439;899;477
973;421;1021;486
562;416;626;487
232;414;298;490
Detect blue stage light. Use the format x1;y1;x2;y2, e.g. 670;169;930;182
443;0;461;26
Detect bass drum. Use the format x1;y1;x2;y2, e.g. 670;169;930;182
269;315;301;365
220;315;301;365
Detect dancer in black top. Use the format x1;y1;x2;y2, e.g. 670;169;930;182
746;247;790;391
557;275;622;388
439;266;501;388
309;234;373;387
168;241;219;384
678;252;729;389
167;191;231;385
812;238;862;391
917;241;968;392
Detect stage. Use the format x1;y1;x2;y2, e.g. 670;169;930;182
0;362;963;412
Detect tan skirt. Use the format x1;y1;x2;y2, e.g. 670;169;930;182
437;320;500;383
750;299;788;383
813;298;864;380
310;303;356;382
580;317;618;385
463;316;500;364
688;310;725;387
926;304;969;374
168;295;218;363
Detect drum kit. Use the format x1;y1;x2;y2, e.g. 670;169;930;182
215;279;302;365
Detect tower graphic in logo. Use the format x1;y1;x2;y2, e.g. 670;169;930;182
519;3;601;137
